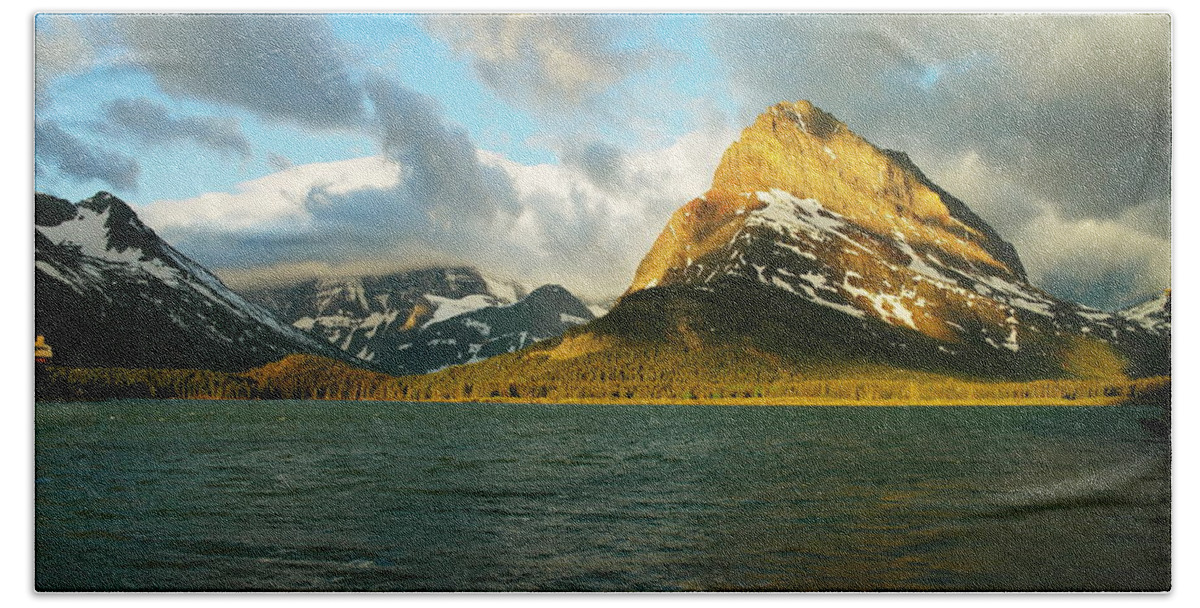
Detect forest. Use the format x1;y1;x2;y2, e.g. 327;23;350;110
37;352;1171;407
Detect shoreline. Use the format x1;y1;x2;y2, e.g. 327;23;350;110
34;395;1154;407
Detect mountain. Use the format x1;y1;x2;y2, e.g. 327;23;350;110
409;100;1168;390
1118;289;1171;334
239;267;525;361
34;192;358;371
605;100;1169;379
378;284;594;375
1114;289;1171;378
240;268;594;375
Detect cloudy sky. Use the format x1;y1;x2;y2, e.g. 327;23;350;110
34;12;1170;310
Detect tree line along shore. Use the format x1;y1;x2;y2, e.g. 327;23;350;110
36;354;1170;407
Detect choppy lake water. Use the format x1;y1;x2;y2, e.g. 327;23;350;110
35;400;1169;591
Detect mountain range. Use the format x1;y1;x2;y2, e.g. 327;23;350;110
34;193;593;375
407;100;1170;395
34;100;1169;398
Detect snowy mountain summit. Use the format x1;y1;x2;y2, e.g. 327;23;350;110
34;192;353;370
599;101;1170;379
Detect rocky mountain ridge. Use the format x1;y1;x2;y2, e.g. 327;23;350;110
243;268;594;375
34;192;357;371
240;267;526;362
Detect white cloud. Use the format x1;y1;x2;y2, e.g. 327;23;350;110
145;125;735;302
423;14;645;111
479;124;736;297
35;15;95;96
140;156;405;233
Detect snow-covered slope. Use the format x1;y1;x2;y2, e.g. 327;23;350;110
378;284;595;375
241;267;593;374
1118;290;1171;334
34;192;355;371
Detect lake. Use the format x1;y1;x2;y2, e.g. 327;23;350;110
35;400;1170;591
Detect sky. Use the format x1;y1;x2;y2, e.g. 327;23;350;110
33;12;1171;310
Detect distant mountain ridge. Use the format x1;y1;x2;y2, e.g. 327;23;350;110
34;192;358;371
240;267;526;361
242;268;594;375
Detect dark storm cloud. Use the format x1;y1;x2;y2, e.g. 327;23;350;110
115;14;366;130
35;120;140;191
95;97;252;158
365;77;522;222
707;14;1170;226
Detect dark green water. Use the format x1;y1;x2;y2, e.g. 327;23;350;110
35;400;1169;591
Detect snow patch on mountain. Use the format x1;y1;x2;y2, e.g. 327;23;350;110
1118;290;1171;333
560;313;589;325
423;294;501;328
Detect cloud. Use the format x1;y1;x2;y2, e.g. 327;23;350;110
141;156;404;235
35;120;140;191
267;153;294;172
114;14;365;130
1017;201;1171;310
144;124;735;302
364;77;522;223
423;14;651;111
559;140;628;193
34;15;95;98
95;97;252;158
706;13;1171;303
470;125;735;299
708;14;1170;217
107;15;523;225
140;148;507;277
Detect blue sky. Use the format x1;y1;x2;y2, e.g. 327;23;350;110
33;13;1171;309
36;14;737;204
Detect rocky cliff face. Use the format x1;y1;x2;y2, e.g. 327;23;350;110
629;101;1024;296
595;101;1169;379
